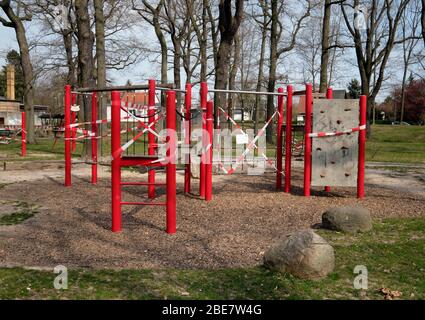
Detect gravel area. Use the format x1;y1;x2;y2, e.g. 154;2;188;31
0;167;424;270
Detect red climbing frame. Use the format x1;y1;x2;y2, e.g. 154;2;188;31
199;82;208;198
275;87;284;190
284;85;293;193
111;89;177;233
21;111;26;157
184;83;192;194
205;100;213;201
64;85;72;187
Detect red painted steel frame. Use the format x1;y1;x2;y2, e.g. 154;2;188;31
21;112;26;157
276;87;284;190
64;85;72;187
111;90;122;232
205;100;213;201
91;92;98;184
303;84;313;197
166;90;177;233
199;82;208;198
148;79;156;199
324;88;333;193
184;83;192;194
284;85;293;193
357;95;367;198
71;93;77;152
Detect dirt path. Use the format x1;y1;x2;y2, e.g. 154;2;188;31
0;164;423;270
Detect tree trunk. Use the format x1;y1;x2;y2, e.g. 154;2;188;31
63;30;76;86
422;0;425;46
172;39;182;109
0;1;36;143
266;0;278;144
319;0;331;93
254;11;268;135
94;0;106;154
75;0;96;158
228;33;241;129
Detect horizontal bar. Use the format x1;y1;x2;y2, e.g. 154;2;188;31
209;89;287;96
76;83;175;93
156;87;187;93
293;90;306;96
120;201;167;206
121;182;166;186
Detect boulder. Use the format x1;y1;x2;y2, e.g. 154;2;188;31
322;206;372;233
263;230;335;279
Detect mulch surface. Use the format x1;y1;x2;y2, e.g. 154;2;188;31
0;170;424;269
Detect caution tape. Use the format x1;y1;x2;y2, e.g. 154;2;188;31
111;115;163;160
120;102;162;139
217;109;279;175
308;125;366;138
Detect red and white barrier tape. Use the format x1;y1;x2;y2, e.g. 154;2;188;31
120;103;161;139
308;125;366;138
218;110;279;175
111;115;163;160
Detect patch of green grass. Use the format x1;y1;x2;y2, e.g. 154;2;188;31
366;125;425;163
0;218;424;299
0;202;38;226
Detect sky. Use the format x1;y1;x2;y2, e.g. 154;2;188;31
0;14;422;104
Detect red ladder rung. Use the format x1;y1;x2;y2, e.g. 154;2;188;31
120;201;166;206
120;182;166;186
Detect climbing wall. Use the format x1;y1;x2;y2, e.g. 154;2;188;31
311;99;359;187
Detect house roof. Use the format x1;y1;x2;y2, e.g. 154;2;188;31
121;92;150;106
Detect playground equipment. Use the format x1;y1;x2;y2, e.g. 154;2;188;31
302;83;366;198
63;80;366;233
63;80;214;233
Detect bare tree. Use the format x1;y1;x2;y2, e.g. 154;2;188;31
251;0;271;134
266;0;312;143
227;32;241;127
188;0;209;82
214;0;244;127
132;0;168;83
0;0;36;143
163;0;191;106
319;0;332;92
340;0;413;134
399;0;421;122
422;0;425;46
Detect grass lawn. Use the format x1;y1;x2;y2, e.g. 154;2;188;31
366;125;425;163
1;217;423;300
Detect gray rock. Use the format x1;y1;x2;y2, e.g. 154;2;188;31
263;230;335;279
322;206;372;233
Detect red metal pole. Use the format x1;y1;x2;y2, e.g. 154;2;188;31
276;87;284;190
21;111;26;157
148;79;156;199
71;93;77;153
166;90;177;234
324;87;333;193
284;85;293;193
357;95;367;199
111;90;122;232
64;85;72;187
205;100;214;201
304;83;313;197
184;83;192;194
91;92;98;184
199;81;208;198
